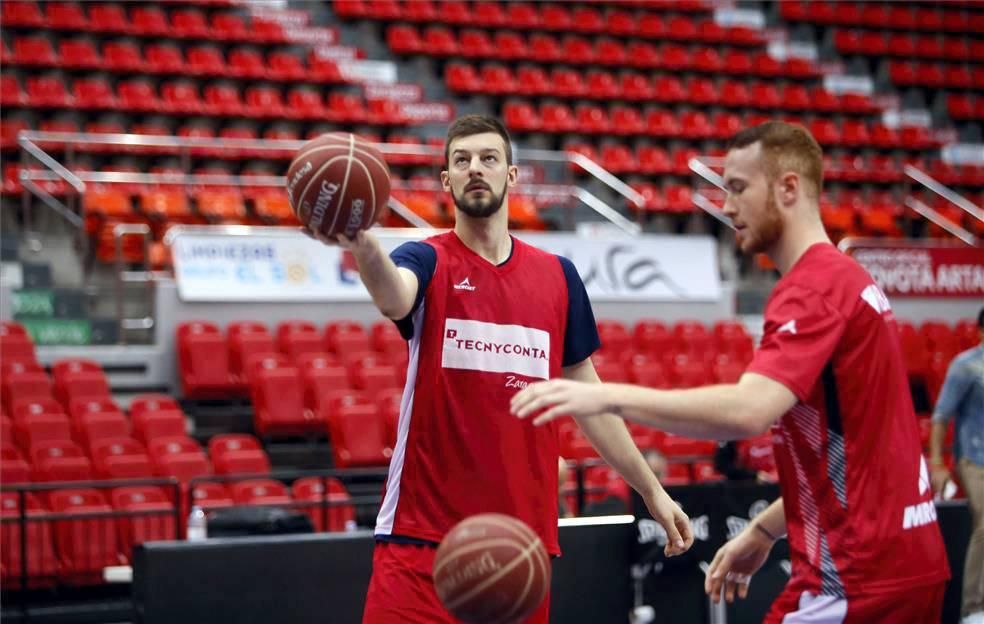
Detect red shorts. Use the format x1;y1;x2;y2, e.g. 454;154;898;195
362;541;551;624
764;582;945;624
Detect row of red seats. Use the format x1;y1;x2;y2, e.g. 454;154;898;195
247;356;403;467
888;60;983;90
947;93;984;121
566;145;966;193
408;29;809;77
1;2;288;44
834;29;983;63
337;0;715;30
177;319;407;399
780;1;984;34
1;475;356;587
502;100;939;150
0;37;349;85
2;392;188;480
0;75;405;125
467;66;879;114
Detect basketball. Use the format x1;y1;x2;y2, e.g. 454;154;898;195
433;513;551;624
285;132;391;239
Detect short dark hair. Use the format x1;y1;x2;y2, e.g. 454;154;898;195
444;114;513;167
728;121;824;199
978;307;983;330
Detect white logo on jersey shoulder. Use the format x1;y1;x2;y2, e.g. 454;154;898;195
903;456;936;530
454;277;476;291
861;284;892;315
778;319;797;335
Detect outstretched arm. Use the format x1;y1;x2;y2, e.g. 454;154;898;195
512;372;798;441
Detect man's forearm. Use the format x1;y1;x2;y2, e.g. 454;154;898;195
749;498;785;540
929;421;948;466
608;383;767;441
576;414;664;496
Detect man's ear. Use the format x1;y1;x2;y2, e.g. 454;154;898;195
778;171;799;207
440;170;451;192
507;164;519;188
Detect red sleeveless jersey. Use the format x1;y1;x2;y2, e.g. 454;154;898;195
748;243;949;598
375;232;597;555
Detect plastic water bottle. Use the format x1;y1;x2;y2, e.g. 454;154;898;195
187;505;207;541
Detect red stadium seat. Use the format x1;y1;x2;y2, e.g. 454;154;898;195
87;3;129;32
251;364;317;436
2;1;44;28
191;482;233;511
324;321;370;355
91;438;152;480
13;405;71;450
110;486;177;555
3;369;53;415
26;75;71;108
213;448;271;475
177;321;234;397
459;29;494;58
549;68;584;99
268;52;307;81
529;33;563;63
0;321;37;364
102;40;142;72
276;320;322;363
149;437;210;482
13;35;56;66
71;409;128;452
131;6;169;36
1;492;59;588
131;408;186;445
49;489;123;578
291;477;356;532
31;440;91;482
328;402;391;468
171;8;210;38
230;479;291;506
211;12;250;41
45;2;89;31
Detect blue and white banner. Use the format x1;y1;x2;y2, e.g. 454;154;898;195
169;227;721;303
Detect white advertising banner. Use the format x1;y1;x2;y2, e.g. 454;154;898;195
170;228;721;303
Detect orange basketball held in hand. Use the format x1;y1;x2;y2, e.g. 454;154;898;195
433;513;551;624
285;132;391;239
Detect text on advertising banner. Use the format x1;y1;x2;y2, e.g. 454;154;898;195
852;246;984;298
170;228;721;303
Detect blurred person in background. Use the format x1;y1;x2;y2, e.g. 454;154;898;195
930;307;984;624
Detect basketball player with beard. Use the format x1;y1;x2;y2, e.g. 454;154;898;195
307;114;693;623
512;121;950;623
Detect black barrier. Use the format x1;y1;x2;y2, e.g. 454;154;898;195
132;518;636;624
632;485;971;624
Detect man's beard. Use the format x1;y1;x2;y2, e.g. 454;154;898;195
453;180;507;219
743;192;783;254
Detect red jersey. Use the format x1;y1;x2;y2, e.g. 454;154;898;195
747;243;949;598
375;232;599;555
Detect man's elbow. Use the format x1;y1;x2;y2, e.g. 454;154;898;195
377;296;414;321
732;407;776;439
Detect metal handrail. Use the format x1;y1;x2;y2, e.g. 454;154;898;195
17;130;644;234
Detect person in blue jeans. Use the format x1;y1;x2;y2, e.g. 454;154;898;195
930;307;984;624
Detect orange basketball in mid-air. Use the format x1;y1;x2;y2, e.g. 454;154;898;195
433;513;551;624
285;132;390;238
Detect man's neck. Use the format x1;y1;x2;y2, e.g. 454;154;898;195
769;214;832;275
454;208;512;265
